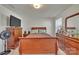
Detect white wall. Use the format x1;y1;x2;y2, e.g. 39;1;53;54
0;14;8;52
26;19;55;36
0;5;23;53
60;5;79;29
62;4;79;27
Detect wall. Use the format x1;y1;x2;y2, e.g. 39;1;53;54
26;19;55;36
60;5;79;29
0;14;8;52
0;5;23;53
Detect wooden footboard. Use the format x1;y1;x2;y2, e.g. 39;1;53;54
19;37;57;55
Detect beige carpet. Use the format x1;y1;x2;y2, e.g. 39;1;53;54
8;47;66;55
8;47;19;55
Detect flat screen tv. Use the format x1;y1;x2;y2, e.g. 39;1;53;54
10;15;21;27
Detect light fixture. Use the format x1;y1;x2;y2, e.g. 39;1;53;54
33;4;42;9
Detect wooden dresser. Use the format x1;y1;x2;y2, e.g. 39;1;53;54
6;27;22;49
57;34;79;55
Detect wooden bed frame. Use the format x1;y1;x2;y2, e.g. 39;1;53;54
18;27;57;54
19;34;57;55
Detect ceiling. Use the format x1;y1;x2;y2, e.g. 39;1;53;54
1;4;72;20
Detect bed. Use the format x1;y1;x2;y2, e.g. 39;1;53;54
19;27;57;54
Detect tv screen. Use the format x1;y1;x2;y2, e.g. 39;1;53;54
10;15;21;27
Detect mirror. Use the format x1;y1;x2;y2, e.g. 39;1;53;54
65;12;79;38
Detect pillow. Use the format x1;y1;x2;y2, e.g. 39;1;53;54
31;30;38;33
38;30;46;33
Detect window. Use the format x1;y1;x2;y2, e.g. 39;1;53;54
55;18;62;33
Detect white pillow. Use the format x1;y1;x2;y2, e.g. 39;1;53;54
38;30;46;33
31;30;38;33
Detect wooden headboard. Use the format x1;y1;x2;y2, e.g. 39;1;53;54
31;27;47;33
31;27;46;30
